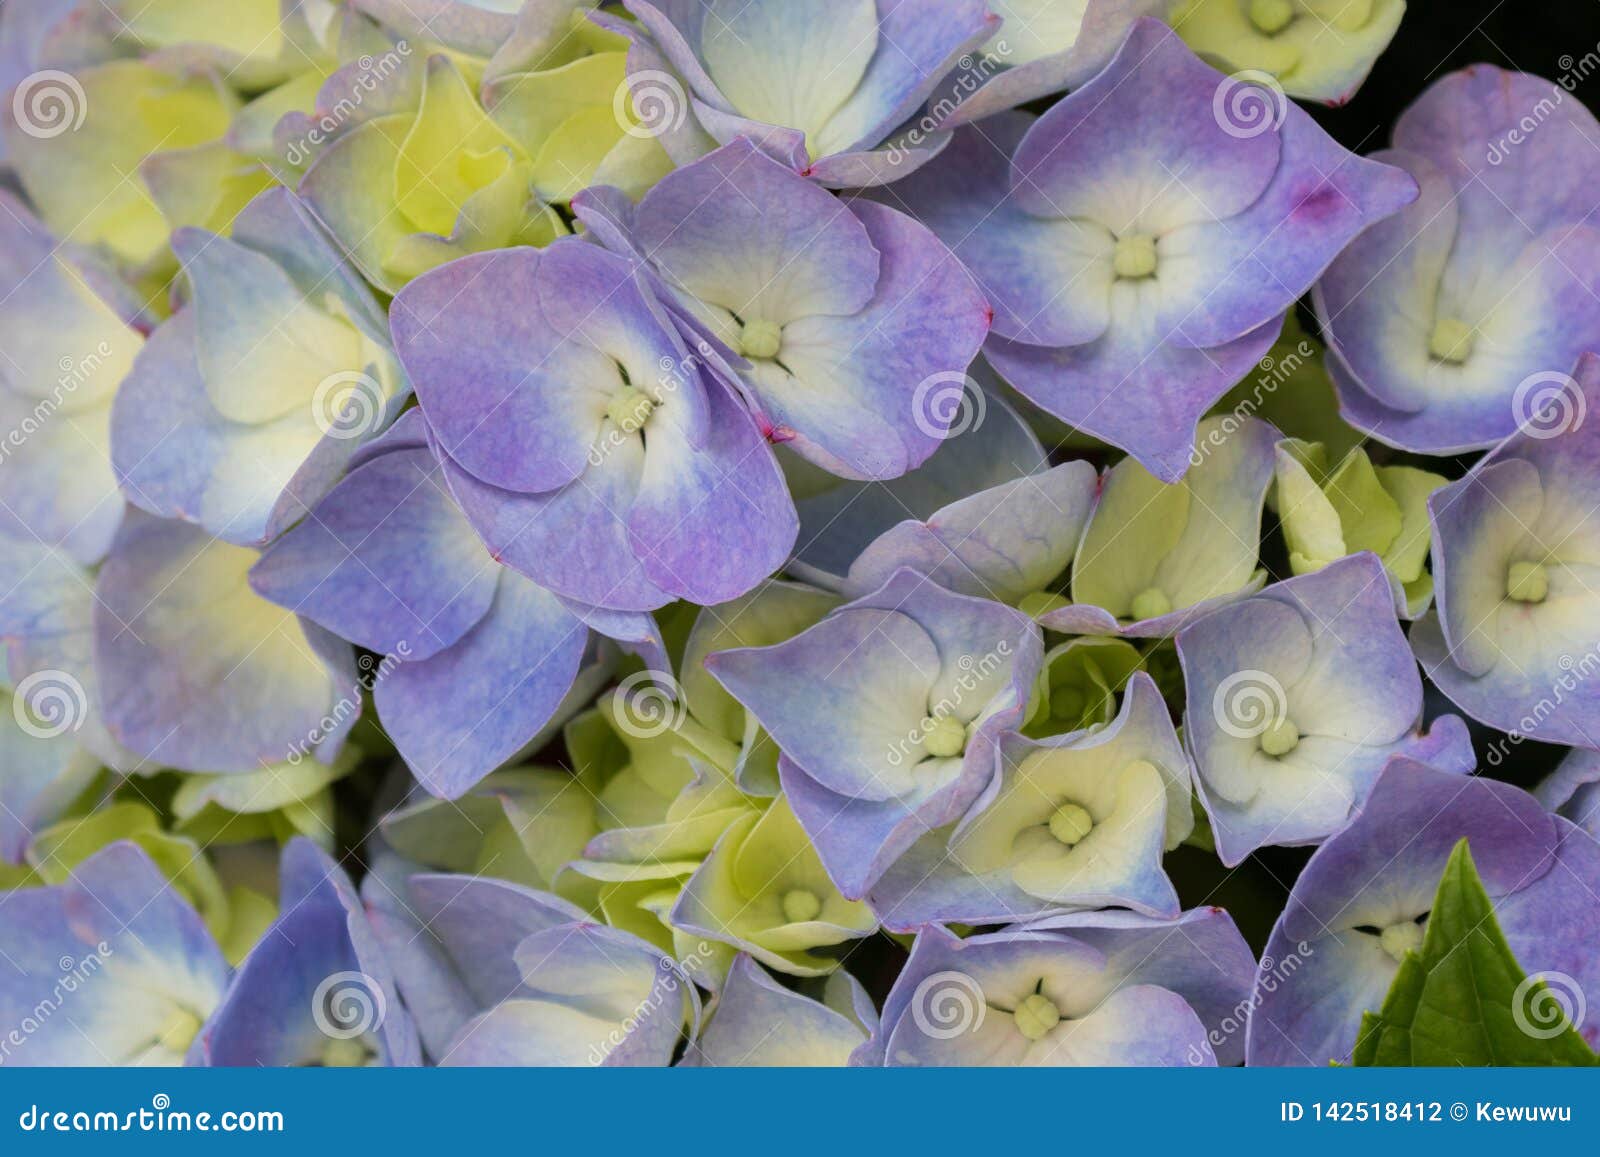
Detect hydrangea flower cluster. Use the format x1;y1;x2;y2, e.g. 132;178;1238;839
2;1;1598;1071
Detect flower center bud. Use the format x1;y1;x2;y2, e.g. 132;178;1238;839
781;888;822;924
156;1007;202;1053
1129;586;1171;621
737;318;783;360
1506;560;1548;603
321;1037;373;1067
1048;802;1094;846
1113;233;1158;280
1013;992;1062;1041
606;386;655;432
1259;717;1300;756
921;714;968;758
1248;0;1295;34
1428;317;1475;364
1379;920;1424;963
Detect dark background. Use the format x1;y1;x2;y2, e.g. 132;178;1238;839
1315;0;1600;149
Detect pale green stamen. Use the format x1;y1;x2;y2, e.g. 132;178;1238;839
1259;718;1301;756
155;1007;201;1053
321;1037;373;1067
606;386;655;432
1428;317;1475;364
1048;802;1094;846
1249;0;1295;34
1506;560;1548;603
1013;992;1062;1041
922;714;967;758
781;888;821;924
737;318;783;360
1112;234;1158;280
1379;920;1424;963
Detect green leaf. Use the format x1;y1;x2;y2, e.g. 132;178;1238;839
1352;839;1598;1066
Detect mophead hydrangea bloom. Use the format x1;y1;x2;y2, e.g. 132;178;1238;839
112;188;408;547
196;839;420;1067
1178;551;1473;864
1317;67;1600;452
4;0;1600;1080
391;237;796;611
249;409;645;800
0;841;229;1065
892;18;1416;480
1412;354;1600;745
707;568;1042;898
93;512;362;773
866;672;1192;927
1273;439;1445;617
859;909;1255;1066
576;138;990;480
